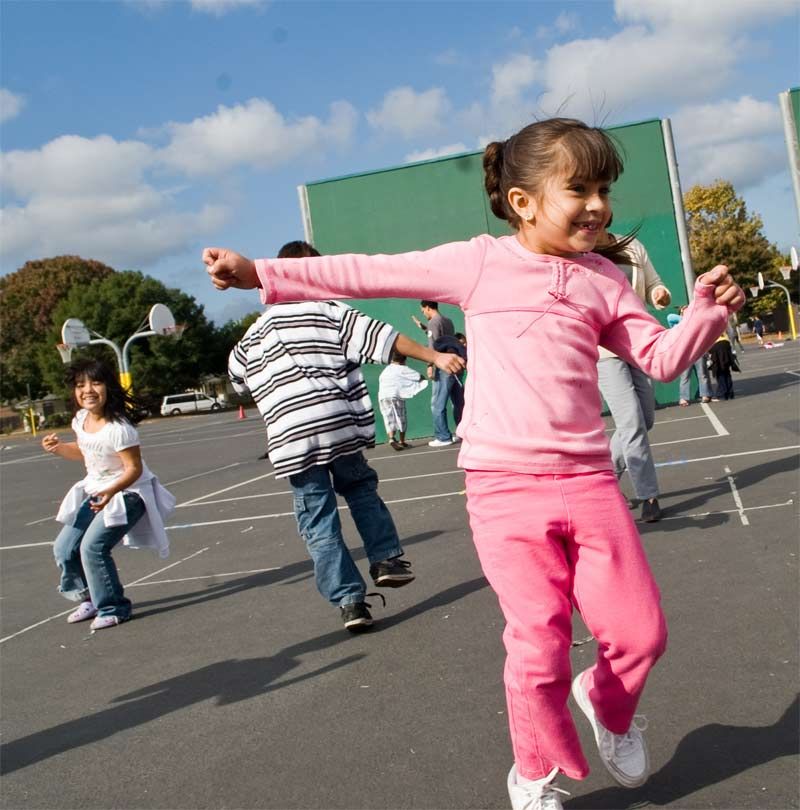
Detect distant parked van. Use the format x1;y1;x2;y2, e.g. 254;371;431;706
160;392;225;416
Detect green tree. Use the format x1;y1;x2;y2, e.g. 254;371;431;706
42;271;228;400
0;256;114;400
684;180;790;320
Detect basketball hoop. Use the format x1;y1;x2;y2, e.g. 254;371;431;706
56;343;74;364
162;324;186;340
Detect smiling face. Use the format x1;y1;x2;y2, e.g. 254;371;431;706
511;170;612;257
74;374;108;417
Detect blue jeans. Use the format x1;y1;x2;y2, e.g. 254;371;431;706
431;370;464;441
288;452;403;607
53;493;145;619
679;357;711;402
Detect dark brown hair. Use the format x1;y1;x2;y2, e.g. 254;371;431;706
483;118;624;229
277;240;321;259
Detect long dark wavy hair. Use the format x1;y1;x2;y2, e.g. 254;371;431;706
65;358;142;425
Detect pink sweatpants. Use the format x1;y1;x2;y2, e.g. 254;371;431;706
465;469;667;780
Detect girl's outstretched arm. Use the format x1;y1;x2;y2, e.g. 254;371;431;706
42;433;84;462
601;266;744;381
204;239;487;308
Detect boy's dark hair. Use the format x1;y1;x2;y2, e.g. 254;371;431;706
390;350;407;364
278;240;321;259
455;332;466;342
420;300;439;310
66;357;143;424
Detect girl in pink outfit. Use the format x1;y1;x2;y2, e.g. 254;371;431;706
203;118;744;810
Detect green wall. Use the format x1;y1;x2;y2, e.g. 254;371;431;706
303;118;687;441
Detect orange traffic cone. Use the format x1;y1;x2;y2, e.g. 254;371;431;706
778;331;783;340
238;405;246;420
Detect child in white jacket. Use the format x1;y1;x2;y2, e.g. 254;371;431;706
378;350;428;450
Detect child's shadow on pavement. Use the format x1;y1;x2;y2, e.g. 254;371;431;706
566;695;798;809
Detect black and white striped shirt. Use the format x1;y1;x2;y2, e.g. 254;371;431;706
229;301;397;478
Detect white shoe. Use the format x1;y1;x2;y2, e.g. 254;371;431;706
571;669;650;788
507;765;568;810
427;438;453;447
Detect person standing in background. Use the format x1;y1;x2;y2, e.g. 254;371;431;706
412;301;461;447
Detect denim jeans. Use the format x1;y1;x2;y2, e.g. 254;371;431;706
53;493;145;619
679;357;711;402
288;451;404;607
431;370;464;441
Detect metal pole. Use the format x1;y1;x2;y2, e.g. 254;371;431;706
661;118;696;300
766;281;798;340
88;337;124;383
121;330;156;391
779;91;800;232
297;184;314;245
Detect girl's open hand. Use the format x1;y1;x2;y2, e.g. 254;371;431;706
42;433;60;454
697;265;745;311
203;248;259;291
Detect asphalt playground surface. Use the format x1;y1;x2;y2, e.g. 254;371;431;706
1;341;798;810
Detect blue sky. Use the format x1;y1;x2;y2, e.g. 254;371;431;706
1;0;798;325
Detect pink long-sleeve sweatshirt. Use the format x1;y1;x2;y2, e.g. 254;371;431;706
255;234;733;475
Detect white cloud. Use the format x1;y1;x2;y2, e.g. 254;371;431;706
0;134;228;270
366;86;451;138
0;88;25;123
159;98;357;175
405;143;470;163
678;139;786;191
671;96;782;148
615;0;798;31
491;54;539;106
190;0;265;15
538;26;736;120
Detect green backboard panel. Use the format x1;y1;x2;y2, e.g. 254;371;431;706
304;119;686;441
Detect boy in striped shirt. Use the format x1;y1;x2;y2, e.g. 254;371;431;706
229;241;465;631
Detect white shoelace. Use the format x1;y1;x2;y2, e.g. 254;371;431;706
598;714;649;762
517;767;571;810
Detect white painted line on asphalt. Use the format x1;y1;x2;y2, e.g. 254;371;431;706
126;567;282;587
651;434;720;447
163;461;244;487
176;470;277;508
25;515;56;527
125;547;210;586
659;500;793;521
701;402;730;436
169;489;466;530
724;465;750;526
786;370;800;378
1;540;53;550
656;444;800;467
0;607;75;644
0;547;211;644
144;429;261;450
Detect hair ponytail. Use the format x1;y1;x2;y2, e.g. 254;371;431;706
483;141;511;223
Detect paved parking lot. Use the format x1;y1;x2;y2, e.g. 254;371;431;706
1;342;798;809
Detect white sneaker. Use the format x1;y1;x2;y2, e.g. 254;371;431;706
571;669;650;788
427;438;453;447
507;765;569;810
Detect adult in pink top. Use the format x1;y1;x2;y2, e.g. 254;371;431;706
203;118;744;810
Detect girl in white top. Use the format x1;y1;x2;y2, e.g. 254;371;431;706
42;359;175;631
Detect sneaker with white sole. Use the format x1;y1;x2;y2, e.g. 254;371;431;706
427;438;453;447
571;669;650;788
67;601;97;623
507;765;569;810
90;615;127;631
